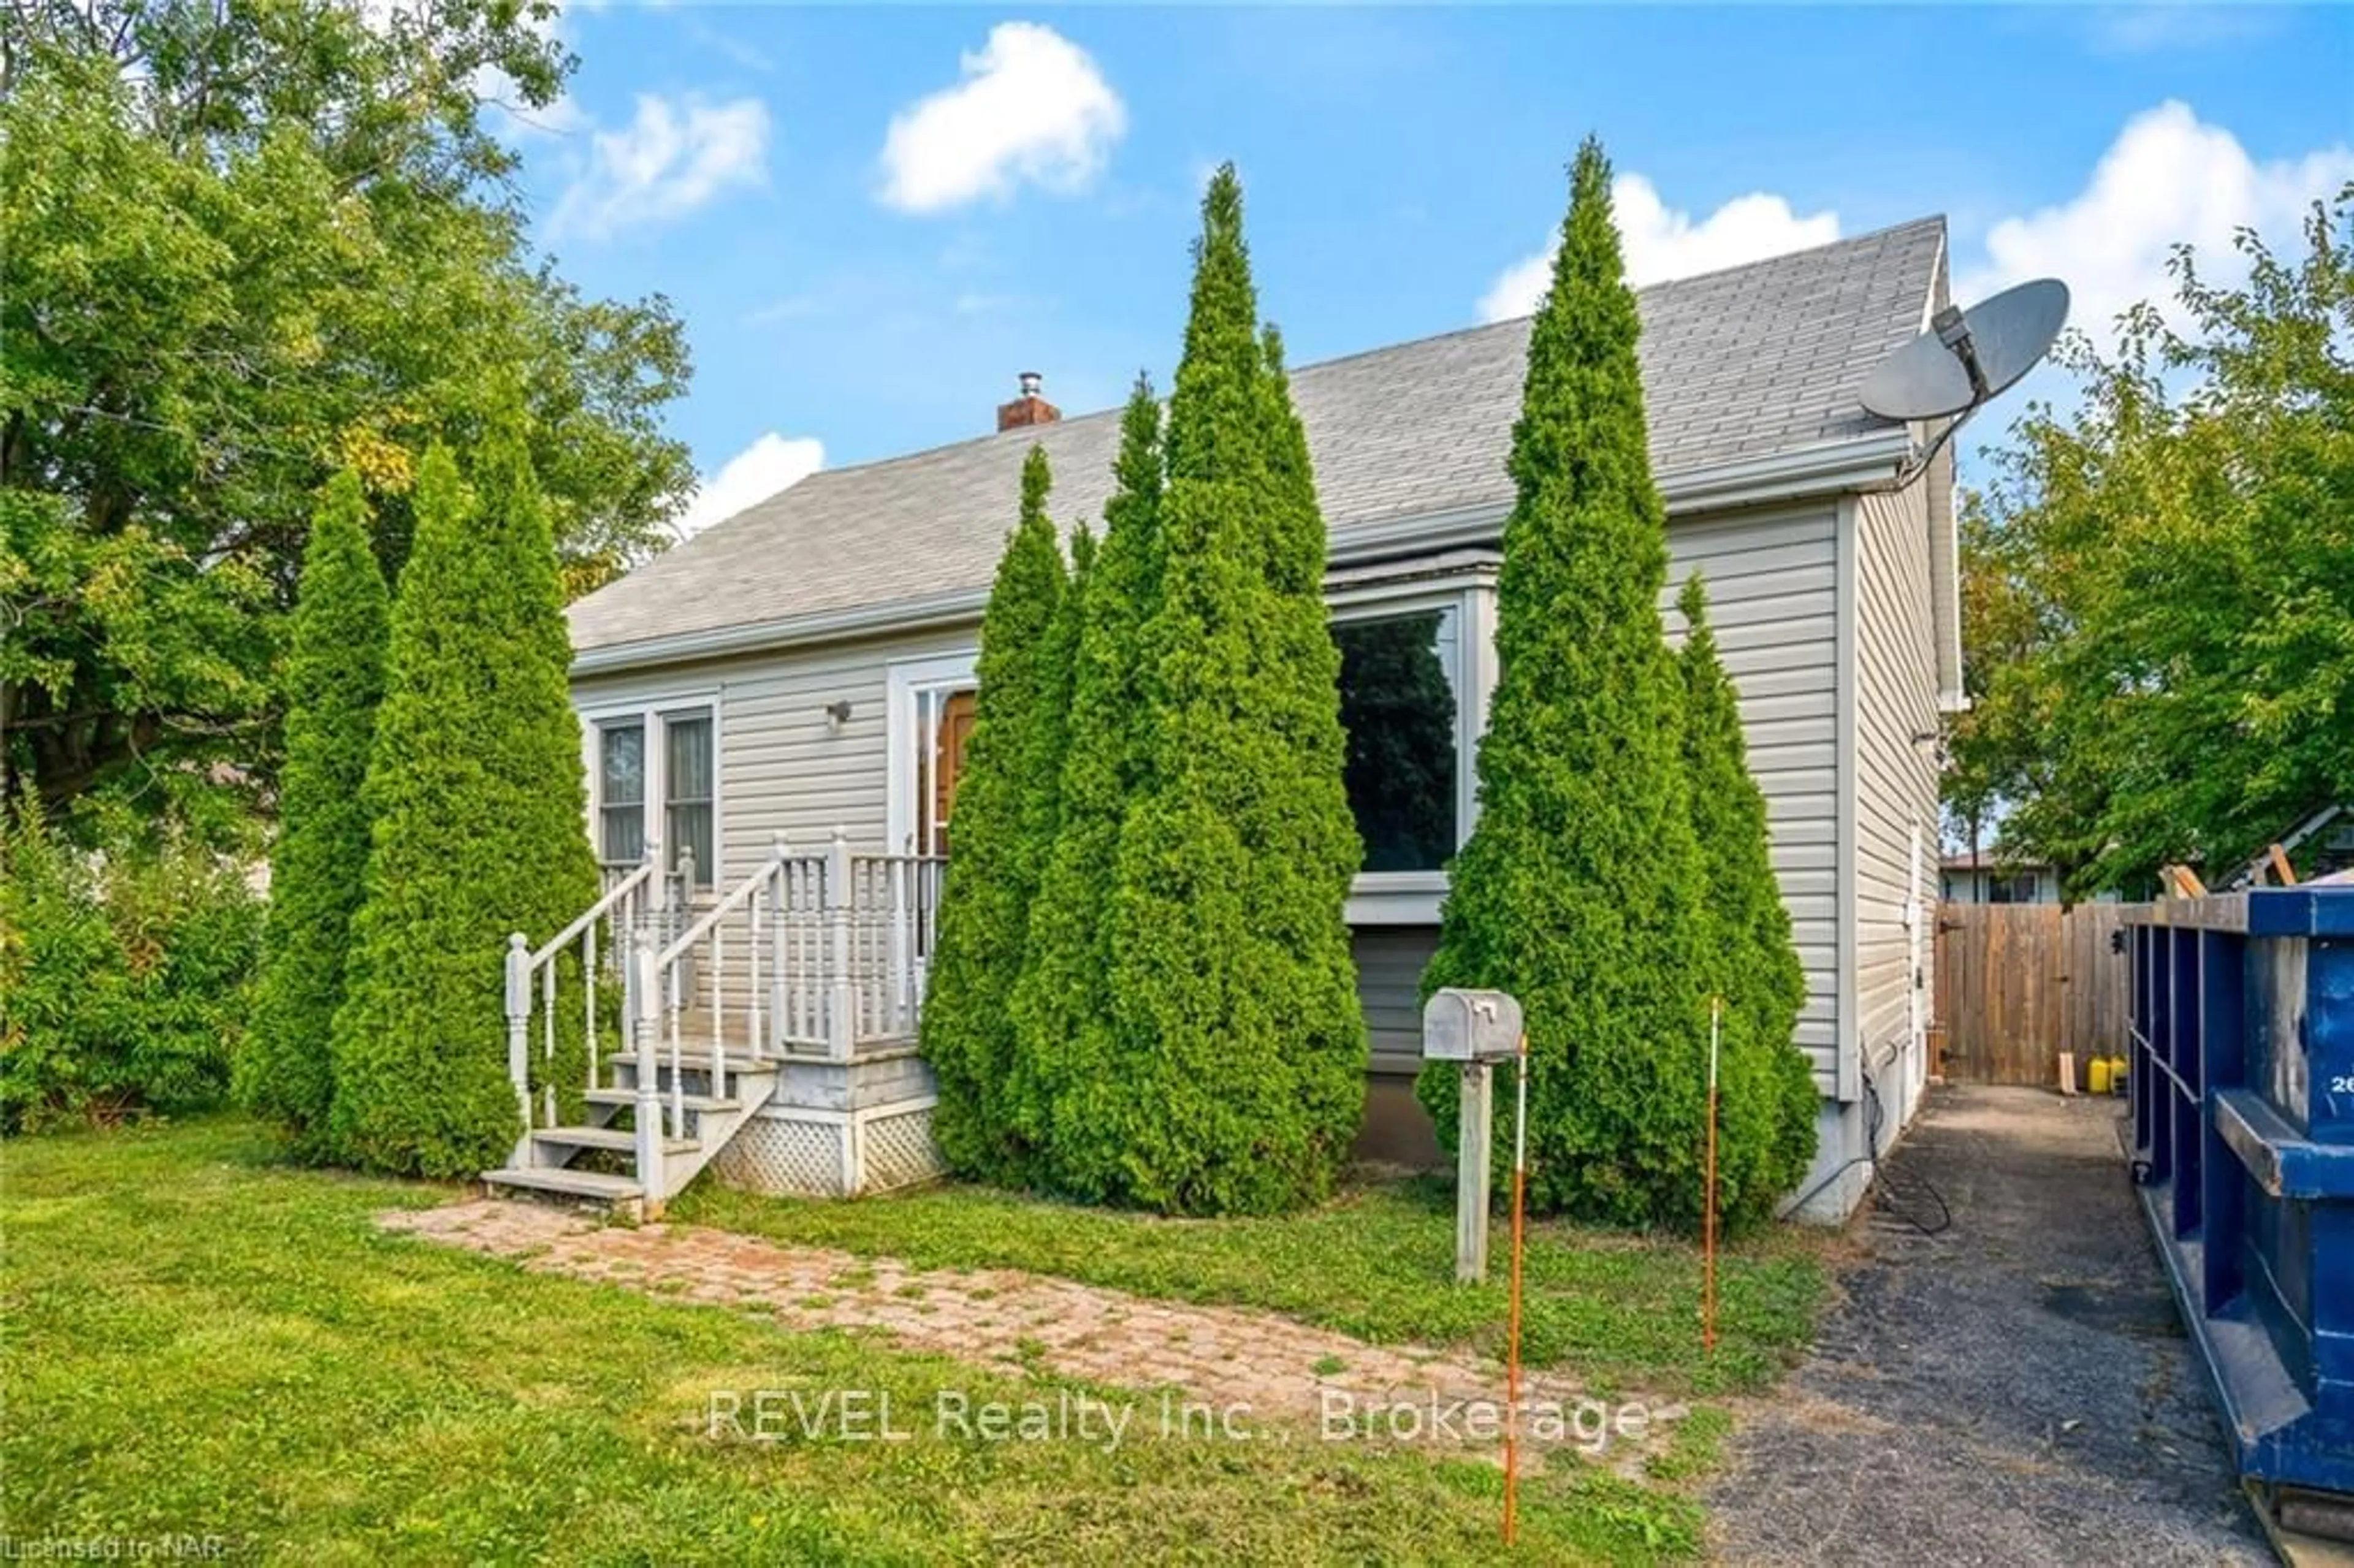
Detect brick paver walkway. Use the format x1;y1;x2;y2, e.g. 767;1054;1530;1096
380;1199;1680;1466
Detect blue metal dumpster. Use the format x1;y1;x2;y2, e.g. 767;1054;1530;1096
2127;889;2354;1502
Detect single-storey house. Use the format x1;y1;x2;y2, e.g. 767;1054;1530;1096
1940;851;2063;906
533;218;1957;1222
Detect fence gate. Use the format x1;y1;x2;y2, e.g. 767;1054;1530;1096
1932;902;2135;1086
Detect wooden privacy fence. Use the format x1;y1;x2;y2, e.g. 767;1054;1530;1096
1933;902;2139;1086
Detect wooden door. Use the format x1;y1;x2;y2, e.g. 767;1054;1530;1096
930;690;977;854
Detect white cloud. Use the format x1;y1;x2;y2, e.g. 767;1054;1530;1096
550;94;771;242
2082;4;2283;56
878;22;1125;214
677;433;824;539
1960;101;2354;342
1477;175;1840;322
742;294;823;327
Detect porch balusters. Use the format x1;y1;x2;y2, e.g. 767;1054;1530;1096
501;831;947;1166
631;927;666;1200
503;839;664;1169
827;829;858;1063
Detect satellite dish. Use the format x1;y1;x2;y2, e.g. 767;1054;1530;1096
1861;278;2070;421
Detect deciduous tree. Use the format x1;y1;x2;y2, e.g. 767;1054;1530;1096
1947;194;2354;895
0;3;691;822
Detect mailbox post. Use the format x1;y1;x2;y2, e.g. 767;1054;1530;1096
1423;989;1525;1283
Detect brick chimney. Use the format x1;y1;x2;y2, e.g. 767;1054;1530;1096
996;371;1059;433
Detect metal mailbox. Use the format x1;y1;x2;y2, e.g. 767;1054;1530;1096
1423;988;1525;1062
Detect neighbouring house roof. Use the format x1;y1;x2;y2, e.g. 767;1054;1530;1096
1940;852;2054;874
571;216;1948;660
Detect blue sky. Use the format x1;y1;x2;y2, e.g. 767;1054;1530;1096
495;4;2353;533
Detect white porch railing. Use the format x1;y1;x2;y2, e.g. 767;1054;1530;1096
502;831;944;1173
501;843;682;1157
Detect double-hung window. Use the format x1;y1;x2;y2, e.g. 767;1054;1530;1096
596;720;648;866
663;710;715;885
587;701;718;889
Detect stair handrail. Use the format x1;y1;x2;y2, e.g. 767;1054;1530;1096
651;843;782;970
646;835;813;1136
531;858;660;969
503;842;666;1169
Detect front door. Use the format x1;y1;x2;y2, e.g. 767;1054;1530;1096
929;689;977;855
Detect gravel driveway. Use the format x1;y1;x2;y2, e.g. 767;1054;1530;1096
1709;1084;2269;1566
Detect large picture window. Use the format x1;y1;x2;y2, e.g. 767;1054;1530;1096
1334;606;1461;873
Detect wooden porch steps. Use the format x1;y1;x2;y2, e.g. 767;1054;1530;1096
484;1165;645;1206
530;1125;699;1157
489;1062;780;1219
583;1086;744;1117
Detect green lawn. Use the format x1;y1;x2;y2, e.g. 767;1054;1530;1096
0;1116;1765;1564
677;1170;1825;1399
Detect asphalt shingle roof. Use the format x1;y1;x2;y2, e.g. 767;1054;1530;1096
571;216;1946;655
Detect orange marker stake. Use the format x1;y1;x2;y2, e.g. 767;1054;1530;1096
1504;1030;1529;1547
1703;995;1721;1354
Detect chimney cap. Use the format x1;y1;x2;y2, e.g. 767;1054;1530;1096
997;372;1060;432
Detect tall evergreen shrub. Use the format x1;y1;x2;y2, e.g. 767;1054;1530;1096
920;446;1070;1182
1415;139;1714;1227
1009;381;1164;1178
1080;166;1366;1216
1676;574;1819;1220
239;470;389;1153
328;413;599;1178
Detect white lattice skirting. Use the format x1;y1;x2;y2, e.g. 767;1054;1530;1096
712;1097;946;1198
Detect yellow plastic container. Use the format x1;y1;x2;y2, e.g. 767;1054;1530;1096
2089;1057;2113;1095
2109;1056;2129;1095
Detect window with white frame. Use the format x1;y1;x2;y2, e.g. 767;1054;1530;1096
663;709;715;885
1328;571;1491;908
1333;604;1463;873
888;574;1492;922
587;701;717;888
595;720;647;865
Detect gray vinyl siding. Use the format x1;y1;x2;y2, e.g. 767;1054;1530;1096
1852;481;1941;1089
571;501;1845;1095
1336;506;1845;1092
1664;504;1843;1094
571;623;980;887
1355;927;1440;1076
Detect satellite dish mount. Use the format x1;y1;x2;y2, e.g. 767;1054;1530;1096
1859;277;2070;487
